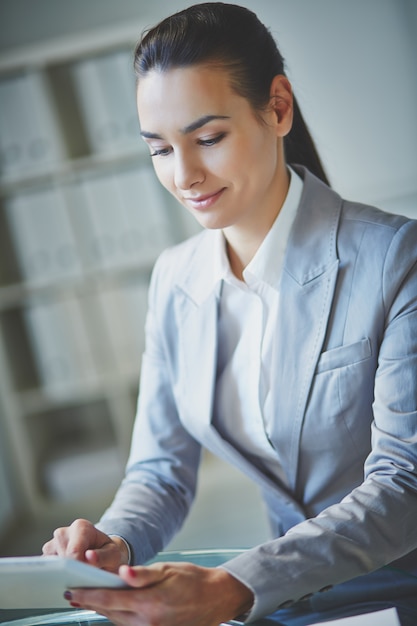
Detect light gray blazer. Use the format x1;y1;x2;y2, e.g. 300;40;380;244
98;167;417;621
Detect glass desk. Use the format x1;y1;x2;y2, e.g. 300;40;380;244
1;549;417;626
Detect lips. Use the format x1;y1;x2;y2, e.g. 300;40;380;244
183;188;226;210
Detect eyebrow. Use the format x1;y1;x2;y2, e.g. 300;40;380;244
140;114;230;139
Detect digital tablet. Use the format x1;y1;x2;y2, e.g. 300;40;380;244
0;556;129;609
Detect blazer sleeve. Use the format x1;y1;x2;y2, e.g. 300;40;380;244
222;217;417;621
97;249;202;564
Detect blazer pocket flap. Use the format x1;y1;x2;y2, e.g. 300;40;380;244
316;337;372;374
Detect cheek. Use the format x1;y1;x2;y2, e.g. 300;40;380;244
151;161;174;193
221;135;267;179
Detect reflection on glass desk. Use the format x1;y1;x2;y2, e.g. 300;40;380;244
0;610;108;626
1;549;417;626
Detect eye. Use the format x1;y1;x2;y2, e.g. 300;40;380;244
150;146;172;157
198;132;227;147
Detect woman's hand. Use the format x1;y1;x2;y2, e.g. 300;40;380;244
64;561;254;626
42;518;129;573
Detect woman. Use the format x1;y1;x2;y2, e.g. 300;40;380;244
43;3;417;625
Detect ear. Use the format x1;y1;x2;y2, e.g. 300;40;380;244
269;75;293;137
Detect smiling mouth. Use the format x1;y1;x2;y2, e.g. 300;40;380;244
183;188;226;210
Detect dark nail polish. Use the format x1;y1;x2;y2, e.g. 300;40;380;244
70;602;81;608
63;590;72;601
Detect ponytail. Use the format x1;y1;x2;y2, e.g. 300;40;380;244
285;96;330;185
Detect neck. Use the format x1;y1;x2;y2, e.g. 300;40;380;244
224;164;290;280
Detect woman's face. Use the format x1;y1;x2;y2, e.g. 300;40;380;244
137;64;289;235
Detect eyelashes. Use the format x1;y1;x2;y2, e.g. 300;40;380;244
150;132;227;157
198;132;227;147
150;147;172;157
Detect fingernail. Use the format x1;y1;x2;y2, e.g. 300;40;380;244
63;591;72;601
70;602;81;608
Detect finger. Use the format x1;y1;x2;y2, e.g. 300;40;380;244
97;609;140;626
64;519;96;561
42;538;58;556
44;526;72;557
42;521;88;558
66;588;143;614
85;543;122;572
118;563;169;589
84;549;99;566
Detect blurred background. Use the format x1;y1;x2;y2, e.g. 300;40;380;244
0;0;416;557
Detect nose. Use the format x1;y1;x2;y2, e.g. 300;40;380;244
174;150;205;190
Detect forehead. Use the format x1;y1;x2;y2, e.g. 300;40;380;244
136;65;250;131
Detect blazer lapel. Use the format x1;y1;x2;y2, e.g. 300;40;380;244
173;231;221;439
269;169;341;491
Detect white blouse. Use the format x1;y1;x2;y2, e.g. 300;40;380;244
212;168;303;485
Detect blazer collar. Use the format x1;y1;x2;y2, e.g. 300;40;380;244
176;166;342;304
285;165;341;284
175;228;223;307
